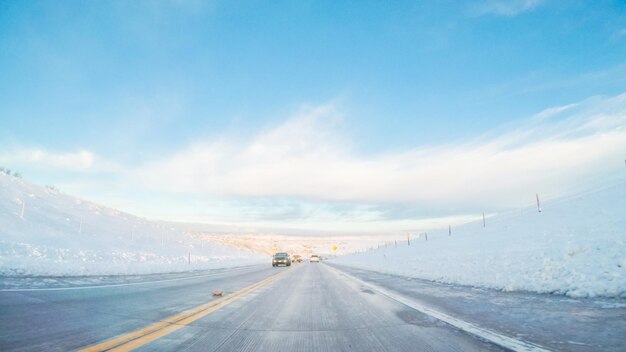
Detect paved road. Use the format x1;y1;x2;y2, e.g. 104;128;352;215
0;265;278;351
329;264;626;352
1;263;506;351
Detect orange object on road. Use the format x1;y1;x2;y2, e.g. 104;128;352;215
212;290;223;296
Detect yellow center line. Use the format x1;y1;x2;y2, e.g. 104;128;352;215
79;266;296;352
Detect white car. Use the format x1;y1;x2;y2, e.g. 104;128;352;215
310;254;320;263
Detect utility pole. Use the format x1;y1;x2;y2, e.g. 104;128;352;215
483;213;486;228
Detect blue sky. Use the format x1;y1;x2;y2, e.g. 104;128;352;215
1;0;626;233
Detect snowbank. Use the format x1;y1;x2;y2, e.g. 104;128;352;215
333;183;626;298
0;173;265;276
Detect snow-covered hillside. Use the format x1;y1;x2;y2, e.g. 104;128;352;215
333;182;626;298
0;173;264;276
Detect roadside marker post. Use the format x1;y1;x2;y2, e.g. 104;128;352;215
19;201;25;220
536;193;542;213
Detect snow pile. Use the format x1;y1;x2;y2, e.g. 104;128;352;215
333;183;626;298
0;173;265;276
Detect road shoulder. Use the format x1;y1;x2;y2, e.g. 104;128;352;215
327;263;626;352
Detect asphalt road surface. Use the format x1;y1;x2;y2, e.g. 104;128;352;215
4;262;624;351
2;263;509;352
330;264;626;352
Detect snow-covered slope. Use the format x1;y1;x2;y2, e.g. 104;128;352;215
0;173;264;276
333;182;626;298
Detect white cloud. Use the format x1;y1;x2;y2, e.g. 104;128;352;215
470;0;544;17
3;94;625;233
531;103;578;121
0;148;101;172
133;93;626;210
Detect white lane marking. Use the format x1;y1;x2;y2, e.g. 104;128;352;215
0;265;259;292
325;264;552;352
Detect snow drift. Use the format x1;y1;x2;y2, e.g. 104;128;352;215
0;173;264;276
333;182;626;298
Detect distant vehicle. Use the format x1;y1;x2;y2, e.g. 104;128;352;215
292;254;302;263
272;252;291;267
310;254;320;263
